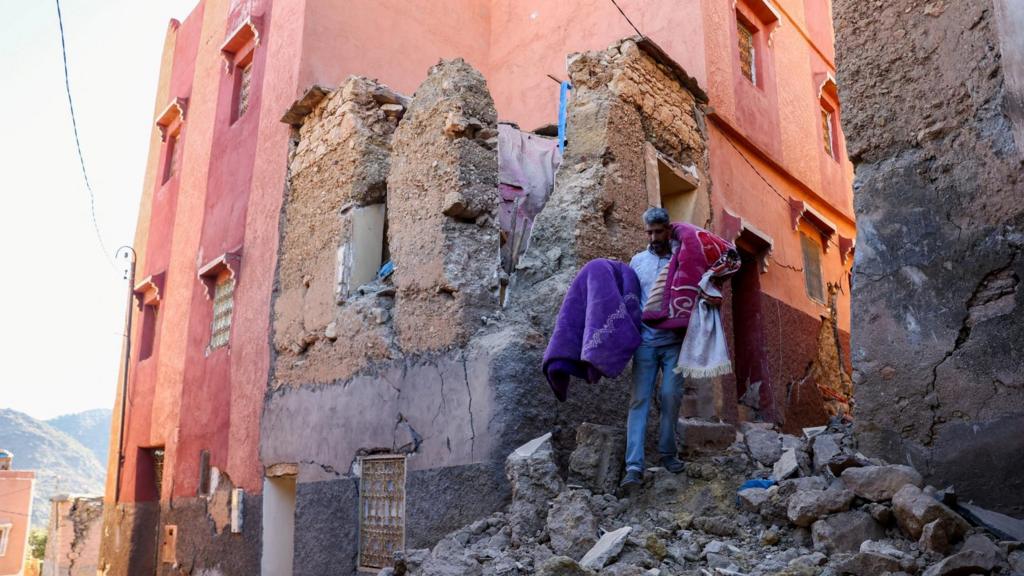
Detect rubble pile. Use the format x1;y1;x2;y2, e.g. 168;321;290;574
385;421;1024;576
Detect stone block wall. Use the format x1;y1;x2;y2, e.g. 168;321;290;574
835;0;1024;515
387;58;500;354
273;77;404;387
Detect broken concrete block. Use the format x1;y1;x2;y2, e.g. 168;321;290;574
568;423;626;494
678;418;735;454
546;490;599;560
745;428;782;466
836;550;904;575
841;465;923;502
891;484;970;541
919;518;953;554
737;487;772;512
922;549;998;576
787;485;856;527
810;433;842;473
579;526;632;570
772;448;800;481
811;510;886;553
537;556;596;576
506;433;564;544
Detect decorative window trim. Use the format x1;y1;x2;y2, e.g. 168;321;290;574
817;73;838;102
220;17;261;73
839;235;856;265
818;73;841;161
155;98;188;142
198;248;243;300
789;197;836;252
133;272;166;310
721;209;774;272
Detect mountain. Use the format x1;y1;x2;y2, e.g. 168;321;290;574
46;408;112;467
0;409;106;527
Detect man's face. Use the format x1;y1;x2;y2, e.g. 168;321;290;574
645;222;671;250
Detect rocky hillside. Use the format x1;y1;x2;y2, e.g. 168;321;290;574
389;419;1024;576
46;408;112;467
0;409;107;527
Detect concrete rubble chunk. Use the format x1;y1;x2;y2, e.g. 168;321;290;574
773;448;800;481
579;526;632;570
787;484;856;527
506;433;564;544
546;490;600;560
737;487;773;512
892;484;970;542
811;510;886;553
568;423;626;494
958;502;1024;542
537;555;597;576
811;433;843;473
745;428;783;466
919;518;953;554
678;418;736;454
922;549;998;576
836;550;904;575
841;465;924;501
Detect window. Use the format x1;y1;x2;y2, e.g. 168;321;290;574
162;133;181;183
139;303;158;361
210;276;235;350
198;449;211;496
233;61;253;123
337;204;387;301
0;524;10;557
221;18;260;125
136;447;165;502
801;232;825;304
737;20;757;84
822;108;836;159
358;455;406;571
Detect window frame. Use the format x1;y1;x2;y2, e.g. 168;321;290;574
0;523;10;557
736;15;759;86
800;230;826;305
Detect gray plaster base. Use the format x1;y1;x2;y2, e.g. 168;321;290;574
294;460;509;576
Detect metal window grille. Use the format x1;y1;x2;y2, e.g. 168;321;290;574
0;525;9;557
822;109;835;158
163;135;180;183
152;448;165;499
210;278;235;349
237;63;253;119
737;21;756;84
800;233;825;303
358;455;407;570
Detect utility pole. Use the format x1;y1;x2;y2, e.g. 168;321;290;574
114;246;136;504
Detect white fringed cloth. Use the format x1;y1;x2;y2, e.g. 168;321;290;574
675;269;732;378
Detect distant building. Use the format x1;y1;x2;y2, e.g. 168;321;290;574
0;450;35;576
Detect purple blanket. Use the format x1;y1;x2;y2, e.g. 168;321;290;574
543;259;643;402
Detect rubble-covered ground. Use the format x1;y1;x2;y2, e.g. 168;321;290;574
385;419;1024;576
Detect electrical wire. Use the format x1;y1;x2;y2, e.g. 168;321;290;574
608;0;643;38
55;0;115;269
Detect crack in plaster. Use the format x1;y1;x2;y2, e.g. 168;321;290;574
461;356;476;459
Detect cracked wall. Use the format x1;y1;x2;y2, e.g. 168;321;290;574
45;496;103;576
265;42;711;574
836;0;1024;515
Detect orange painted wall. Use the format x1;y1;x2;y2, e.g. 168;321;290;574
0;471;34;576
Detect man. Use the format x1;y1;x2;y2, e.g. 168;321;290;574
621;207;686;487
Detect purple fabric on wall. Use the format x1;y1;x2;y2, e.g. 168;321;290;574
543;259;644;402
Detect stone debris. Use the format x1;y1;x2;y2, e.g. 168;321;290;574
840;464;923;502
390;421;1017;576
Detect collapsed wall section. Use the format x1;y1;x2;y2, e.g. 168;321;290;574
274;77;405;386
835;0;1024;515
387;58;500;354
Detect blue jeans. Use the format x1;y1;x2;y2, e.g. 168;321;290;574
625;343;685;472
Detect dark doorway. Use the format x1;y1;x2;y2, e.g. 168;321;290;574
731;248;775;422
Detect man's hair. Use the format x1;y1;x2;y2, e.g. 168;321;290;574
642;207;670;226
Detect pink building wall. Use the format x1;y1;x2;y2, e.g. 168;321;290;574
0;471;34;576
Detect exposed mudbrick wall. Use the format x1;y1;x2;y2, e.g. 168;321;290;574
836;0;1024;515
45;496;103;576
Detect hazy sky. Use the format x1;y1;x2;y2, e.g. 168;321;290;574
0;1;197;419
